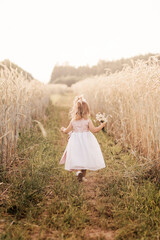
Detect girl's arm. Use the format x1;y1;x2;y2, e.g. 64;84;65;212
89;119;106;133
61;121;73;134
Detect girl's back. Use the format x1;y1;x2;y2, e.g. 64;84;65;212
72;118;89;132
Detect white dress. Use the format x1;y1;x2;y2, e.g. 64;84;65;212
60;118;106;171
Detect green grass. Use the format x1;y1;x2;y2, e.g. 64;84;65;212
1;94;160;239
95;130;160;240
0;104;89;239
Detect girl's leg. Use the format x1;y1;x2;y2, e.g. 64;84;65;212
81;170;86;177
76;170;87;182
77;170;83;181
81;170;87;182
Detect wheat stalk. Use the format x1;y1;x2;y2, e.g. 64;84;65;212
72;56;160;162
33;120;47;138
0;60;54;167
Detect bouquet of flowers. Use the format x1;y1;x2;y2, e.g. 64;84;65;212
96;112;112;132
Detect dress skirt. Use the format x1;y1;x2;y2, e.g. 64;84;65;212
60;131;106;171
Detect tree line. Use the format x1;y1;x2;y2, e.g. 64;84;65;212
49;53;157;86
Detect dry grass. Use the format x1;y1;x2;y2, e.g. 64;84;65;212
0;61;53;167
48;83;71;94
72;56;160;163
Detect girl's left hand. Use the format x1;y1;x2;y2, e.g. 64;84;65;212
101;122;106;127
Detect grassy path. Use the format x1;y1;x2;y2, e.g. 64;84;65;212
1;94;160;240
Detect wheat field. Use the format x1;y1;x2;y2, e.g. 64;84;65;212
1;59;160;240
0;61;53;167
72;56;160;163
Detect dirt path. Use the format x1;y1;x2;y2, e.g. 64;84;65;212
56;96;115;239
82;172;115;240
48;94;116;239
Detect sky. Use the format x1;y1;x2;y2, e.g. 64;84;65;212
0;0;160;83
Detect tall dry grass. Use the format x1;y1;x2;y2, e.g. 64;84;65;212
0;61;53;167
48;83;70;94
72;56;160;162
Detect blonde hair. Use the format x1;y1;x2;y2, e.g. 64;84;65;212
70;95;90;120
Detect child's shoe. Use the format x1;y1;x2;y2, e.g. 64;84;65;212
76;171;83;182
76;171;81;176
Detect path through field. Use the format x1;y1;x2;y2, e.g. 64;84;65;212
51;94;115;239
1;93;160;240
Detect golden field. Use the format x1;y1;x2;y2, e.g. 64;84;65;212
72;56;160;163
0;61;53;166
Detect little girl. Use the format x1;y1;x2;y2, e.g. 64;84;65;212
60;95;106;182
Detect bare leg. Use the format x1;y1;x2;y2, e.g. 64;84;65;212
81;170;86;177
76;170;87;182
77;170;83;182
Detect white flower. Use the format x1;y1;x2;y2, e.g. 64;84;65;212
95;112;112;123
